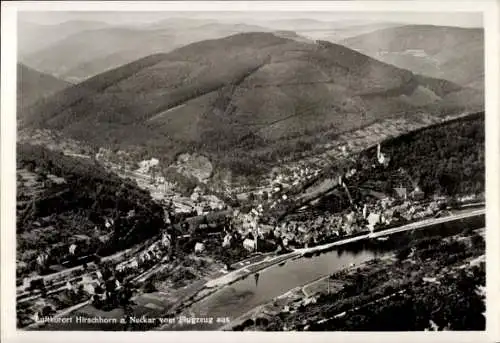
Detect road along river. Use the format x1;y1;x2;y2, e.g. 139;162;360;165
35;209;484;331
160;209;484;331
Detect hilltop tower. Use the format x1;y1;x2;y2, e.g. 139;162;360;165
377;143;390;167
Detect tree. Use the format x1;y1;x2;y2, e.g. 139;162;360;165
448;198;460;209
396;247;411;260
248;192;256;202
262;191;269;201
471;233;485;250
41;305;55;317
143;280;157;293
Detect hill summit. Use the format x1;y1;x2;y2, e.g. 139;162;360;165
21;32;483;178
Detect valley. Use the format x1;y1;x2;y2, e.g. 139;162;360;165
18;32;483;183
16;110;485;331
14;13;486;333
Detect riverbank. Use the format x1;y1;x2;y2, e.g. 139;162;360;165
293;208;484;256
161;210;484;331
157;251;302;323
25;207;484;331
219;254;396;331
227;227;486;331
200;207;484;300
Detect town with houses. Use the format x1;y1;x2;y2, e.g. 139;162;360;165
16;120;484;330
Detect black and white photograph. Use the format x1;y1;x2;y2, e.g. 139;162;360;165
1;0;499;340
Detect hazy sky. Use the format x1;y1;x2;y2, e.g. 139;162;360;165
19;11;483;28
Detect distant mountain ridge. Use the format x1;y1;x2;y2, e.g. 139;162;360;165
18;17;400;83
21;27;177;83
342;25;484;89
17;20;110;58
20;32;483;178
256;19;403;43
19;20;275;83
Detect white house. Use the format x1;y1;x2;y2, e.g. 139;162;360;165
105;218;114;229
243;238;256;252
83;283;95;295
345;211;356;225
36;252;48;266
410;186;425;200
137;158;160;174
161;233;172;249
195;205;204;216
367;212;382;232
129;258;139;269
194;242;205;254
190;191;201;202
222;233;232;248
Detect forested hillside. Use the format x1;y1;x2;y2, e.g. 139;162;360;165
20;32;482;179
17;144;165;272
17;64;71;112
356;112;484;197
267;112;484;221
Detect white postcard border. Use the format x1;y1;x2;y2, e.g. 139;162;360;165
2;1;499;343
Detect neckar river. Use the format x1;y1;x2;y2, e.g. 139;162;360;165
37;212;484;331
170;213;485;330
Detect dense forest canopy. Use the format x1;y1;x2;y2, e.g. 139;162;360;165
356;112;485;196
17;143;165;259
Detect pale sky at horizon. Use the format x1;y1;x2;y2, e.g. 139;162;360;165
18;11;483;28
